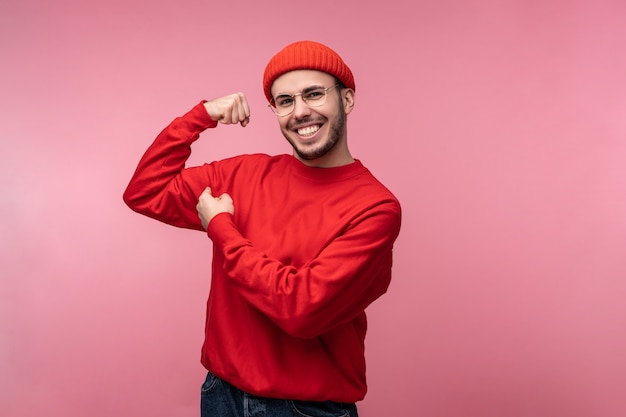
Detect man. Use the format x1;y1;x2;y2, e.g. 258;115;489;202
123;40;401;417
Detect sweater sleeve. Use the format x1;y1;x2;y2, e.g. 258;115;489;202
207;201;402;339
123;101;218;230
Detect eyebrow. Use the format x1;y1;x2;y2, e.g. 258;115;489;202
275;85;326;97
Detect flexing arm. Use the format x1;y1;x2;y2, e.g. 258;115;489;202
122;94;250;229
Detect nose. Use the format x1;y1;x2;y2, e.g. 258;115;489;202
292;94;311;119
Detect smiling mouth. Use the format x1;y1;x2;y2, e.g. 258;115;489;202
296;125;321;137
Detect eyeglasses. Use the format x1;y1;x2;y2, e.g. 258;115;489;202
269;84;339;117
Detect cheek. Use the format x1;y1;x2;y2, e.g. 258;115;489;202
278;119;290;131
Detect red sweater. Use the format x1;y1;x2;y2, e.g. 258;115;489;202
123;102;402;402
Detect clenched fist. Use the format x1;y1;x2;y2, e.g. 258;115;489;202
197;187;235;230
204;93;251;127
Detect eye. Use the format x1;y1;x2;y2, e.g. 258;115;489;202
275;95;294;107
303;88;325;101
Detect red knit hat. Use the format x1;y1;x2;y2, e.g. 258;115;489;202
263;40;355;103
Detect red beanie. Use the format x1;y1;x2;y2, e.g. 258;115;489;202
263;40;355;103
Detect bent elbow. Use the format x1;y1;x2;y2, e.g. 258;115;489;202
122;183;151;216
122;186;140;211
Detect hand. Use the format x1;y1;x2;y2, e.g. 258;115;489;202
204;93;251;127
196;187;235;230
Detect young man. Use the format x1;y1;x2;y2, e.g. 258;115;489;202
123;40;401;417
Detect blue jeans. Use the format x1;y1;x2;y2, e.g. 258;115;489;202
200;371;359;417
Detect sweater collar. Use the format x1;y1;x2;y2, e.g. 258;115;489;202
288;155;366;182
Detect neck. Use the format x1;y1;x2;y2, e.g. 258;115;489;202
297;153;355;168
297;137;354;168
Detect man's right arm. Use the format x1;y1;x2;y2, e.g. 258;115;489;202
122;94;250;230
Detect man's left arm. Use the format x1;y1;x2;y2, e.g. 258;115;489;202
198;189;401;339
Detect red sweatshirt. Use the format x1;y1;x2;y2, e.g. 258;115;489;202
123;101;402;402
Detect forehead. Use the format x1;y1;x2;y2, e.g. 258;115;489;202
271;70;335;95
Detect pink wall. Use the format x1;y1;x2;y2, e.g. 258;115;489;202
1;1;625;416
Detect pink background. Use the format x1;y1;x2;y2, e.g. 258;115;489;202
1;1;625;416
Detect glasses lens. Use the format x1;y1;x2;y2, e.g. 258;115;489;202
273;95;294;116
302;88;328;107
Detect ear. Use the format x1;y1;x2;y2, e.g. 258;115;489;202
342;88;355;115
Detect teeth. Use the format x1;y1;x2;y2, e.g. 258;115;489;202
297;125;320;136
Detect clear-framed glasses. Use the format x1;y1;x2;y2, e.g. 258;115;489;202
268;84;339;117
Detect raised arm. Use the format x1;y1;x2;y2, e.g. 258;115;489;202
122;95;250;230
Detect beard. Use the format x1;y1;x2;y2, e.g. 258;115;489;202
283;108;346;161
